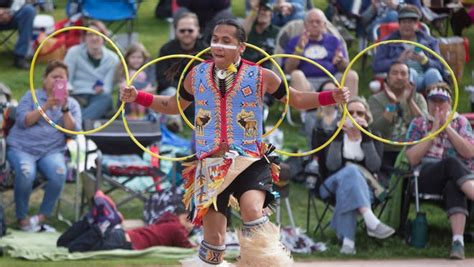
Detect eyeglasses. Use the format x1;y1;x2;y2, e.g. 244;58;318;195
348;110;365;117
178;28;194;34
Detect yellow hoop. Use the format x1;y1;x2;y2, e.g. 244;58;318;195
257;53;346;157
175;43;290;138
341;39;458;146
29;26;128;135
176;47;208;130
123;54;206;161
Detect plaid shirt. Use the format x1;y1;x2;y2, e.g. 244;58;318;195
406;113;474;171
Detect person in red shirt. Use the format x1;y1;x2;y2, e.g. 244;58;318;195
58;208;196;252
126;209;196;250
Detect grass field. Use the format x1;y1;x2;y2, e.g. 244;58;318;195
0;0;473;265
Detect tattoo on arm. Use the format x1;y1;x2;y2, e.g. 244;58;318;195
161;100;168;107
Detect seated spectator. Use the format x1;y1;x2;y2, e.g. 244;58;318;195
58;202;195;252
242;0;280;68
360;0;399;40
156;12;207;128
176;0;233;42
372;4;443;92
368;61;427;168
270;0;306;27
405;82;474;260
0;1;35;69
316;97;395;255
156;12;207;96
283;8;359;96
64;21;119;121
115;43;155;119
6;61;82;232
360;0;423;40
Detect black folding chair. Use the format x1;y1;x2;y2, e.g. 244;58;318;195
0;29;16;51
80;119;164;212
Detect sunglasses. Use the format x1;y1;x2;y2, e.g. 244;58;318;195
178;28;194;34
348;110;365;117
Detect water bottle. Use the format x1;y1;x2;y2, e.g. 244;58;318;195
409;212;428;248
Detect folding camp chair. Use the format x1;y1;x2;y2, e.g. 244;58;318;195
66;0;139;48
0;29;16;51
399;165;444;239
81;119;164;212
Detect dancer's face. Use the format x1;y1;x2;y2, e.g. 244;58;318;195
210;25;245;69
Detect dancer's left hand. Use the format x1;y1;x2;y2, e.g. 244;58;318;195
332;87;350;105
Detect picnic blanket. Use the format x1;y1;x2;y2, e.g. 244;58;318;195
0;230;196;261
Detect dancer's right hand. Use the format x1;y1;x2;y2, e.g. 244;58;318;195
120;85;138;103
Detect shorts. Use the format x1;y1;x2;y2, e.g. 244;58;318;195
214;158;275;215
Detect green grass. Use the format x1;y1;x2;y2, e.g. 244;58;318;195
1;0;474;265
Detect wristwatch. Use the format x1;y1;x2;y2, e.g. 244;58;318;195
61;106;70;113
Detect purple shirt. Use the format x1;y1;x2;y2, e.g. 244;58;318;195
284;33;347;78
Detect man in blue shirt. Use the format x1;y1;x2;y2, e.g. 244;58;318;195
372;4;444;92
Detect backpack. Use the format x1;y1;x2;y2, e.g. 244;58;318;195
87;191;123;227
144;187;183;225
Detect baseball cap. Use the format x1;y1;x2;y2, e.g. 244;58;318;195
398;5;422;20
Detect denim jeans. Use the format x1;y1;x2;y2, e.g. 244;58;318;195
7;148;67;220
320;165;373;240
0;4;35;57
73;93;113;121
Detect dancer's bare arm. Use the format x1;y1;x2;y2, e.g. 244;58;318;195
120;73;193;114
263;68;349;110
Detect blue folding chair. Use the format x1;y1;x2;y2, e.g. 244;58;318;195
66;0;138;40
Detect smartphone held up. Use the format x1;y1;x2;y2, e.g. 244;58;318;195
53;79;67;107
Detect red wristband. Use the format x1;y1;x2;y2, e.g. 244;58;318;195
135;91;154;107
318;91;336;106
